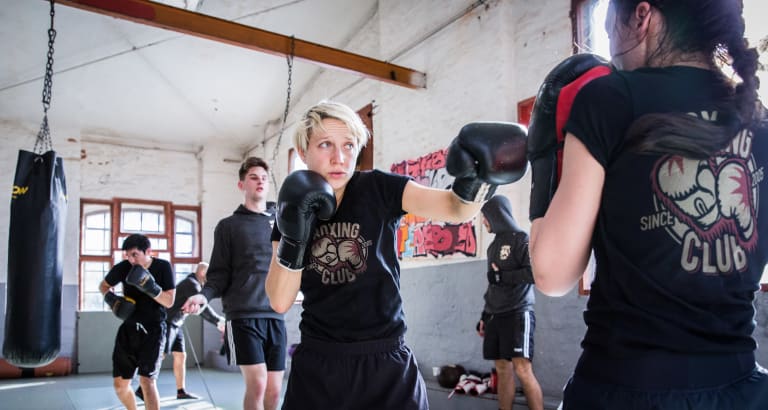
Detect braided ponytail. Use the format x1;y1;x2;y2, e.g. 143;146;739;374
622;0;764;157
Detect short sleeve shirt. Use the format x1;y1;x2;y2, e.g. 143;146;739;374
273;170;411;342
565;67;768;356
105;258;175;323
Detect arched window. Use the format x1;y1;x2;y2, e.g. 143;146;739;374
79;198;202;310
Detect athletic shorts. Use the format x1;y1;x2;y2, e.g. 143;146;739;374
165;323;184;354
282;336;429;410
224;317;286;370
112;320;166;379
562;364;768;410
483;310;535;361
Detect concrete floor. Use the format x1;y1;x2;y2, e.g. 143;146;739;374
0;369;561;409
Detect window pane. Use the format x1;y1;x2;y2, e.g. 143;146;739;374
176;218;192;234
122;211;142;231
85;212;106;229
83;293;104;312
175;263;196;284
81;261;119;312
82;205;111;256
176;234;193;257
121;203;165;234
114;249;124;265
575;0;610;59
83;229;110;255
82;261;109;292
152;238;168;251
142;212;162;232
174;210;199;258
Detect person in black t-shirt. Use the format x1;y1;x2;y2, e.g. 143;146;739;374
265;100;528;409
477;196;542;410
99;233;175;410
527;1;768;409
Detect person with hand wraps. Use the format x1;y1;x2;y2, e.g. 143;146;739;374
266;100;528;409
528;1;768;408
182;157;285;410
99;233;175;410
476;195;542;410
135;261;224;401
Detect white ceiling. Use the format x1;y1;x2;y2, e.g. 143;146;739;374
0;0;379;151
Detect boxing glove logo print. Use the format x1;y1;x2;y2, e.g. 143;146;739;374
649;122;762;275
309;222;372;285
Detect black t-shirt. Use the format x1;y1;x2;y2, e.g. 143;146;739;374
566;66;768;357
105;258;175;323
272;170;411;342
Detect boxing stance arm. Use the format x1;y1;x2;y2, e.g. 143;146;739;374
265;241;302;313
529;134;603;296
402;181;481;223
153;288;175;308
99;279;112;296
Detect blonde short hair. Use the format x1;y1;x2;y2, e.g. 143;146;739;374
293;100;370;153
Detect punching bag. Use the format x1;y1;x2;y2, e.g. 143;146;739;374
3;150;67;367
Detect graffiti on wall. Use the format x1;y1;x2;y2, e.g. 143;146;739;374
390;149;477;259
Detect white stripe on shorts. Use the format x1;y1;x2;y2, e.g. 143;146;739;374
226;320;236;365
523;311;531;359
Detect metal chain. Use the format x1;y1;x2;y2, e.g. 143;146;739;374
270;36;295;184
34;0;57;155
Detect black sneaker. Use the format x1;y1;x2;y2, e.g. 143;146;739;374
177;390;199;400
135;386;144;401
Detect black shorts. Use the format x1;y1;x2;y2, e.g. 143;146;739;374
282;336;429;410
562;365;768;410
224;318;286;369
483;310;535;361
112;320;166;379
165;323;184;354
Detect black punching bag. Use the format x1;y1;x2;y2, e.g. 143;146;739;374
4;150;67;367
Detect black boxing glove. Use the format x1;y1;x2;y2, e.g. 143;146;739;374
276;170;337;270
104;291;136;320
527;53;611;220
126;264;162;298
446;122;528;203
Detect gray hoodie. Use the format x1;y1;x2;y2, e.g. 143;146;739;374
201;203;283;320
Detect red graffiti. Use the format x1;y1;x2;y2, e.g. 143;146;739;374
396;222;477;258
391;149;478;259
390;149;448;186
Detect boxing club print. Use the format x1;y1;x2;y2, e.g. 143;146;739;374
648;115;763;275
308;221;373;285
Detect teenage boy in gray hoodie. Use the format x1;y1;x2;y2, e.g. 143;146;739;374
182;157;285;410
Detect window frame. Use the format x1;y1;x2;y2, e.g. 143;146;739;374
78;197;202;310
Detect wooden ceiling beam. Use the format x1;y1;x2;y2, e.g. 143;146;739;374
55;0;427;89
